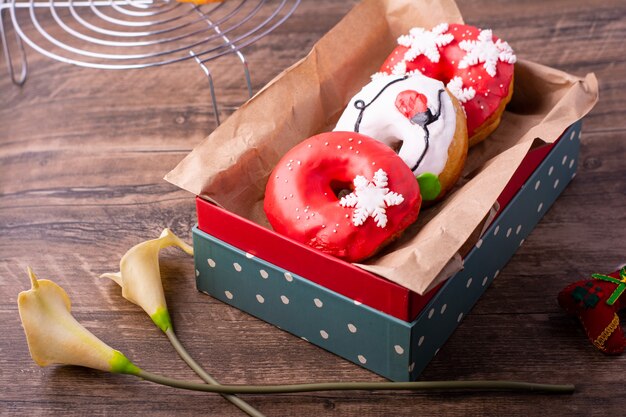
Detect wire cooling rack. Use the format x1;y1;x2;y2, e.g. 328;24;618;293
0;0;300;124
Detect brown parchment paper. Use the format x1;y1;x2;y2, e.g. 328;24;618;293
165;0;599;295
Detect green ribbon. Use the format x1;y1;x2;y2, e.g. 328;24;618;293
592;267;626;306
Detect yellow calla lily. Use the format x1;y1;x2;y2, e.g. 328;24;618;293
18;267;139;374
102;229;193;332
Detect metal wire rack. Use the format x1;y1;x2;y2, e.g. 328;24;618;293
0;0;300;124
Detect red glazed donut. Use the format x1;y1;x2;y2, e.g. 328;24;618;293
379;23;516;146
264;132;421;262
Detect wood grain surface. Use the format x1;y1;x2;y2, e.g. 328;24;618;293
1;0;625;416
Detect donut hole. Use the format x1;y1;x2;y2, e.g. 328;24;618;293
387;137;404;154
330;180;354;200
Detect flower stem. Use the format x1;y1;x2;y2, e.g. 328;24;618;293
165;328;265;417
135;370;575;395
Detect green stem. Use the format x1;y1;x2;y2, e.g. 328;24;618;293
165;328;265;417
135;370;575;395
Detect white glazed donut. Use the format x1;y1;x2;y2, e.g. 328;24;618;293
334;72;468;201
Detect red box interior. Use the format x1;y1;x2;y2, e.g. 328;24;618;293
196;141;555;322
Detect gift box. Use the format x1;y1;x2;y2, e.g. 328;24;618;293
167;0;598;381
193;121;581;381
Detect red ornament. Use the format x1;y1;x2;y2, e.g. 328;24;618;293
394;90;428;119
558;267;626;354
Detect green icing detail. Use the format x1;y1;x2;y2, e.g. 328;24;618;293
416;172;442;201
110;350;141;375
151;307;172;332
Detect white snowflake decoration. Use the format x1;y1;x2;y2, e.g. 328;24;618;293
371;68;422;81
397;23;454;63
390;60;407;76
370;71;387;81
457;29;517;77
446;76;476;103
339;169;404;228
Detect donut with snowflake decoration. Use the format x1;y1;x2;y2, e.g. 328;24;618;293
334;72;468;202
264;132;421;262
378;23;516;146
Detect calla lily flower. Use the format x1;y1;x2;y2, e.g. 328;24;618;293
102;229;193;333
18;267;139;374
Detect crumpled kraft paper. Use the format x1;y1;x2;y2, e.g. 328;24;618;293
165;0;599;295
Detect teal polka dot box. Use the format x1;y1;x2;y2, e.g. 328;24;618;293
192;122;582;382
167;0;598;383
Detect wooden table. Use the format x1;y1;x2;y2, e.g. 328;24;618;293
1;1;625;415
